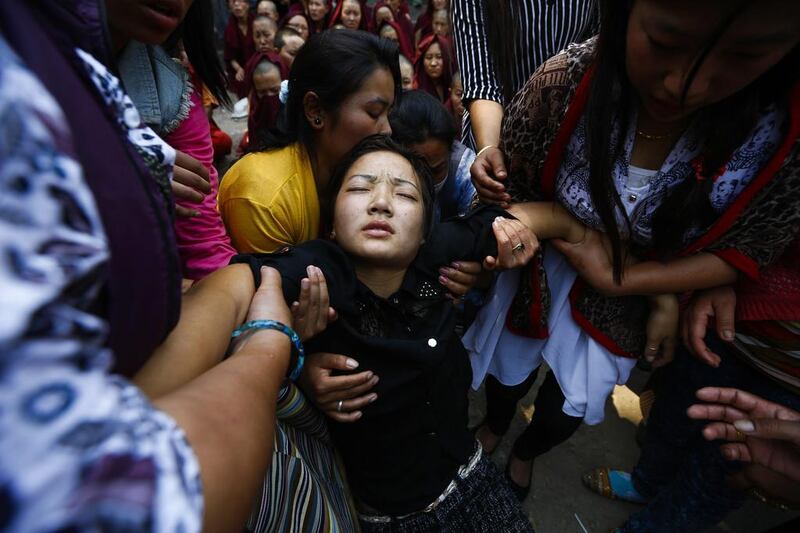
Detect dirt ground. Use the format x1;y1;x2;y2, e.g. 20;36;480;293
214;107;796;533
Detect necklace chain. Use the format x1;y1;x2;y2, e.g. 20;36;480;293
635;129;675;141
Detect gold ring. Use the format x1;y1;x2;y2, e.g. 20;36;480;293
512;242;525;253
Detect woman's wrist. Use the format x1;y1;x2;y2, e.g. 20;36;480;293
232;329;292;375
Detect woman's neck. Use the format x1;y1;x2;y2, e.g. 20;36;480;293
309;142;333;193
630;104;690;170
354;264;408;298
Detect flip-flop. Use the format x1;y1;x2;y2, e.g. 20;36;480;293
582;468;646;504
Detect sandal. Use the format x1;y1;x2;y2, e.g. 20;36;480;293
582;468;646;504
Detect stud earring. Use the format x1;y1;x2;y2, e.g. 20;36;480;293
329;229;336;240
314;117;322;125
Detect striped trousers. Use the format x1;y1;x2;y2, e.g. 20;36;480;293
246;383;358;532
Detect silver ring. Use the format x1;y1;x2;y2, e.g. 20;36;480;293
337;400;343;412
512;242;525;253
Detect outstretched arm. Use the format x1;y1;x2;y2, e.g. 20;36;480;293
507;201;587;243
134;264;256;398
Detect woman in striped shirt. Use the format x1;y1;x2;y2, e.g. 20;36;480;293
451;0;597;187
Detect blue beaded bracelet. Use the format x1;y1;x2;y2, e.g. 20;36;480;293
231;320;305;381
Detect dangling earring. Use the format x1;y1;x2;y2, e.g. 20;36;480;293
314;116;322;125
329;229;336;240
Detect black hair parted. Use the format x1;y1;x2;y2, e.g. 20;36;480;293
586;0;799;282
390;89;456;147
252;29;402;154
325;134;435;237
167;0;230;106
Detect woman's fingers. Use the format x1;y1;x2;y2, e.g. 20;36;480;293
471;155;508;205
175;150;210;187
719;442;753;463
316;374;380;404
172;180;205;203
322;392;378;416
687;403;749;424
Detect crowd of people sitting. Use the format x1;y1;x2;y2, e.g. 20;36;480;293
1;0;799;532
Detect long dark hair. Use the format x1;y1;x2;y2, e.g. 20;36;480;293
483;0;517;104
326;134;435;237
390;89;456;146
167;0;230;106
413;34;454;103
586;0;799;282
253;29;401;153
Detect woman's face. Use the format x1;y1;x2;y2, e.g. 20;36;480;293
228;0;249;20
253;67;282;98
253;19;276;52
379;25;399;43
341;0;362;30
376;6;394;25
432;0;448;11
432;12;449;36
105;0;193;45
333;151;425;269
626;0;800;123
399;61;413;90
449;76;464;116
286;15;310;39
307;0;329;22
410;138;449;185
423;42;444;80
257;1;279;20
279;34;305;67
316;68;395;168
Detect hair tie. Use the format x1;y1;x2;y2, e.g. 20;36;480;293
279;80;290;104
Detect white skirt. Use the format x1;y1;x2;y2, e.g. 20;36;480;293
463;244;637;425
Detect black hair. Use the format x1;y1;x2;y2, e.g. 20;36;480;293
483;0;517;104
166;0;230;106
253;29;402;154
586;0;799;282
274;26;302;50
389;89;456;147
326;135;435;237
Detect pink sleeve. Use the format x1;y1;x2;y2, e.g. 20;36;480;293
166;91;237;280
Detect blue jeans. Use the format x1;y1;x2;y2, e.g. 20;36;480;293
622;334;800;533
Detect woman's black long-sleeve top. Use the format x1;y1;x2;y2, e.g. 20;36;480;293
233;206;506;514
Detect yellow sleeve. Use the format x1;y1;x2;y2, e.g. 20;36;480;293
220;196;298;253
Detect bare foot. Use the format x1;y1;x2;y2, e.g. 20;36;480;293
508;453;533;488
475;424;502;454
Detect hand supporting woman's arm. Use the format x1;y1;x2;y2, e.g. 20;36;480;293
155;267;292;531
552;230;739;296
507;201;586;243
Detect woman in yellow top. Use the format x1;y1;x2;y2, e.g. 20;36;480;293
219;30;399;253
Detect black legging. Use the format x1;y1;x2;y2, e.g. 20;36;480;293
485;367;583;461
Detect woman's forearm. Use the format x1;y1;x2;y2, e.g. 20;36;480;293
467;99;504;150
620;253;739;295
155;329;289;532
508;202;585;243
134;264;255;398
